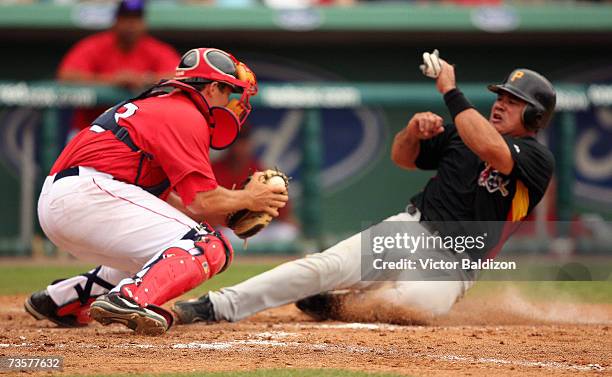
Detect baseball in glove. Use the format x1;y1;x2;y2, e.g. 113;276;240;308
227;169;290;240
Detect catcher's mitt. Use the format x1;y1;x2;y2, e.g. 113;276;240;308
227;169;290;239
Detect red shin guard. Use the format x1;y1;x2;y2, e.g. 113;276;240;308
120;234;233;307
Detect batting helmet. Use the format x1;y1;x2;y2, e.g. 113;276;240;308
175;48;255;94
488;69;556;131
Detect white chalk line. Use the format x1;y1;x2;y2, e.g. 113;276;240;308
291;323;405;330
0;339;370;354
254;331;297;339
0;330;605;372
430;354;605;372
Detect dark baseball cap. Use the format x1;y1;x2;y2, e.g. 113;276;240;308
115;0;145;18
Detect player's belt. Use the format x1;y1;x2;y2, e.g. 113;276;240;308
51;166;169;198
407;203;441;236
53;167;79;183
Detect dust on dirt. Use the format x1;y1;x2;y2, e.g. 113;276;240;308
1;291;610;377
311;283;612;327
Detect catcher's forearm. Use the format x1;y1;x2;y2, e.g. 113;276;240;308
453;109;513;174
188;186;253;221
391;124;420;169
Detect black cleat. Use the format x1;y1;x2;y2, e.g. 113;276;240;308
172;294;217;324
24;290;87;328
295;292;347;321
90;293;169;336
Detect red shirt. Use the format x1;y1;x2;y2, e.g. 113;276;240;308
58;31;180;130
51;91;218;206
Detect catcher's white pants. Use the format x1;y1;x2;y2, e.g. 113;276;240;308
210;211;473;322
38;167;199;306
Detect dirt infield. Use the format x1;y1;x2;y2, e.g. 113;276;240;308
1;294;610;377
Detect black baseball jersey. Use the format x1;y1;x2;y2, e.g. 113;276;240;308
411;123;554;259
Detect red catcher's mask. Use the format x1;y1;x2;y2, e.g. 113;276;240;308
174;48;258;150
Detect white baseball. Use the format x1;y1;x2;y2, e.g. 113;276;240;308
267;175;286;187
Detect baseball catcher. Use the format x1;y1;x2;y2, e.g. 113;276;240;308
173;50;556;324
25;47;288;335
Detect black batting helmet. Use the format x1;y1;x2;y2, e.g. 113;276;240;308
488;69;556;131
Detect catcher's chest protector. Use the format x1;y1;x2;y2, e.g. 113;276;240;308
89;80;214;196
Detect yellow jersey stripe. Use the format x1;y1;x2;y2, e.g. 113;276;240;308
510;180;529;222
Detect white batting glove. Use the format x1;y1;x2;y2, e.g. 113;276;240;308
420;49;442;79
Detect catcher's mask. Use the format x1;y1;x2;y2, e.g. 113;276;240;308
175;48;258;150
488;68;556;132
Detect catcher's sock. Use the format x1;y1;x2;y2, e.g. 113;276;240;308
46;266;117;307
172;294;217;324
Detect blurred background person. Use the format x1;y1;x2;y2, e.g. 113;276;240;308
57;0;180;137
262;0;356;9
213;126;300;246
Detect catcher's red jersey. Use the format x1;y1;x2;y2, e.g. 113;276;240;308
51;91;218;205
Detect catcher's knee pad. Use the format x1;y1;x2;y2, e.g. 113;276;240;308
121;224;233;307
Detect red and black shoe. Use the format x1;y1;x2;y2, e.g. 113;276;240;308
24;290;93;327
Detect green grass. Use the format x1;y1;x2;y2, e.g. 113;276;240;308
476;259;612;281
69;369;407;377
468;280;612;304
1;259;610;304
0;261;277;296
0;265;97;295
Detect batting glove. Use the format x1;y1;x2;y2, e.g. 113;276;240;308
420;49;442;79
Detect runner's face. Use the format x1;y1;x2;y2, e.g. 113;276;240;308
489;92;528;136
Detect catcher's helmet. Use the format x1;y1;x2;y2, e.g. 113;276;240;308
488;69;556;131
175;48;250;93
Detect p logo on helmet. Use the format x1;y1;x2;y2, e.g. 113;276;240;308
488;68;556;132
510;71;524;82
